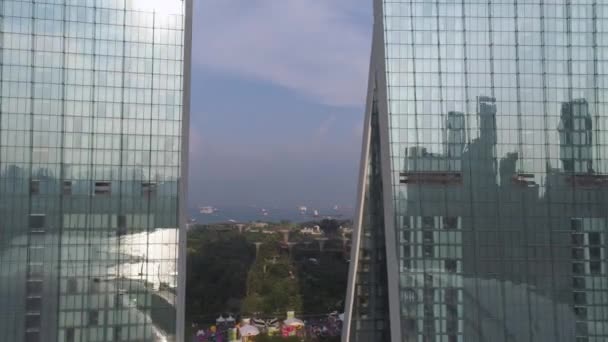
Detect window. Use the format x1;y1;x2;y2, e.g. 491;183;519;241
574;307;587;319
572;248;585;260
117;215;127;236
576;322;588;335
30;180;40;195
590;261;601;275
115;291;126;307
25;314;41;329
28;264;43;280
25;331;40;342
573;263;585;275
424;274;433;285
26;297;42;312
588;232;601;245
114;327;122;340
26;281;43;296
29;229;45;246
402;288;416;305
445;259;457;273
94;181;111;195
573;277;585;289
401;231;411;243
423;231;434;242
444;217;458;230
589;247;601;259
62;181;72;195
29;215;45;230
65;328;75;342
571;233;584;245
90;278;100;293
422;216;434;229
88;310;99;326
445;288;457;305
574;292;586;305
571;218;583;231
67;278;77;294
142;182;157;196
403;319;416;334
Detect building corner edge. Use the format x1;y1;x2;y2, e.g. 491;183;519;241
177;0;194;341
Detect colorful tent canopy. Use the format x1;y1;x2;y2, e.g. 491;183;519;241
283;318;305;327
239;325;260;337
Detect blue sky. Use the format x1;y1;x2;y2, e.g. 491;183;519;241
188;0;373;209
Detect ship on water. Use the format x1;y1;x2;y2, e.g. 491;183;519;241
199;206;218;214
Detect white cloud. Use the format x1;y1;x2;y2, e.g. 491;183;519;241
192;0;372;107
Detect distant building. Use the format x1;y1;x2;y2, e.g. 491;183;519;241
300;225;323;236
339;226;353;235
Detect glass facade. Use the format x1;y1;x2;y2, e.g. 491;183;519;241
0;0;190;341
344;1;608;341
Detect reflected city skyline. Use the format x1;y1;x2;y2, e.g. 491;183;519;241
344;1;608;342
397;95;608;341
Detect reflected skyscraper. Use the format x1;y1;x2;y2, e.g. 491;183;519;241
344;1;608;342
446;111;465;172
0;1;192;341
559;99;594;173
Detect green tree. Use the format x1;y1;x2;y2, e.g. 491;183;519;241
318;219;340;236
186;231;255;323
242;242;303;315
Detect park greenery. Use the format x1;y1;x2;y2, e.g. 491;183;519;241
186;230;255;319
186;219;350;329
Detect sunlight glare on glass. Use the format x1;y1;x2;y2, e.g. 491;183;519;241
131;0;182;15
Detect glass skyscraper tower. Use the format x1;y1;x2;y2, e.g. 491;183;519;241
0;0;192;341
344;1;608;341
